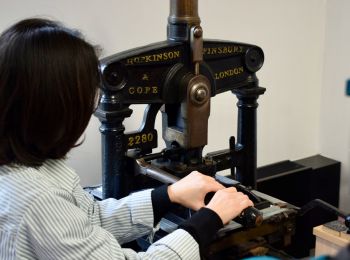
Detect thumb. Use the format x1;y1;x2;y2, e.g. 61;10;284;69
193;200;206;211
206;181;225;193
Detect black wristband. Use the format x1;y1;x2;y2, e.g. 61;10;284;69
151;185;173;225
179;207;223;249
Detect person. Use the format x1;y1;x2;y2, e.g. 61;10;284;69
0;18;254;259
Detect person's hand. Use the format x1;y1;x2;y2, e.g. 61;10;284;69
205;187;254;224
167;171;225;210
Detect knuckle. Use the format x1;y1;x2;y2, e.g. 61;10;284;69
217;189;225;195
191;171;199;176
226;187;236;193
236;191;244;196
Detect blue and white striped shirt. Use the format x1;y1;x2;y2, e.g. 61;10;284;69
0;159;199;259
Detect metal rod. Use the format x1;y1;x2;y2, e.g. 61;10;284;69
169;0;200;25
135;158;180;184
233;85;266;189
168;0;200;41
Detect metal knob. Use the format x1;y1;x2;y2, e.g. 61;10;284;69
190;82;209;105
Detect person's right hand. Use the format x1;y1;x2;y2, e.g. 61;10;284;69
167;171;225;211
205;187;254;225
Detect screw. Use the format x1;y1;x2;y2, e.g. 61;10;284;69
193;26;203;38
195;87;207;102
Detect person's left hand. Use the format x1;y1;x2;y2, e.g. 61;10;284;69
167;171;225;210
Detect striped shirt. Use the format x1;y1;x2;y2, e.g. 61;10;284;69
0;159;199;259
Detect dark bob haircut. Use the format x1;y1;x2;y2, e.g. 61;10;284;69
0;18;100;167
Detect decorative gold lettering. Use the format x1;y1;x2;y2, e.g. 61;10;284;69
135;135;141;144
128;137;134;147
136;87;143;94
152;86;158;94
129;87;135;94
145;56;153;63
127;133;155;147
156;53;163;61
128;86;158;95
203;46;244;55
214;66;244;80
126;51;180;64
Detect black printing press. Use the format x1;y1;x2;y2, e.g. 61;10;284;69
93;1;349;259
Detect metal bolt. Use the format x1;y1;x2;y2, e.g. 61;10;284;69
190;81;209;105
194;87;207;102
193;26;203;38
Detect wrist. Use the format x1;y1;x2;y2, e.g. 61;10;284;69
204;205;225;224
167;184;178;204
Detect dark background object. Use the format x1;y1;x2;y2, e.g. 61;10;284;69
257;154;341;257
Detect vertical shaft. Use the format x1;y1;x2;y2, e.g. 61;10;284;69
169;0;199;24
236;96;258;188
233;85;265;189
168;0;200;41
95;92;132;199
100;121;126;199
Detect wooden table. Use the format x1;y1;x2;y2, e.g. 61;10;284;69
313;221;350;256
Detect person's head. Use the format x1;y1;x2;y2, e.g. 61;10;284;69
0;18;100;167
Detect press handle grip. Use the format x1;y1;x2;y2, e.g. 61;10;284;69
204;192;263;228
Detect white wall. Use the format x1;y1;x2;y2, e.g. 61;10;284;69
200;0;326;165
321;0;350;211
4;1;348;210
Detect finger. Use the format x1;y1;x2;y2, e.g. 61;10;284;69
201;174;219;185
195;201;206;211
188;171;201;178
206;181;225;192
239;198;254;208
247;199;254;207
239;194;249;200
186;171;204;180
224;187;238;193
236;193;252;205
197;175;225;192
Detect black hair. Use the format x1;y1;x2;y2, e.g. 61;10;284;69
0;18;100;166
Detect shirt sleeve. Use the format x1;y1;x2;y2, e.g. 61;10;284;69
21;191;200;260
73;183;155;244
151;186;224;251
